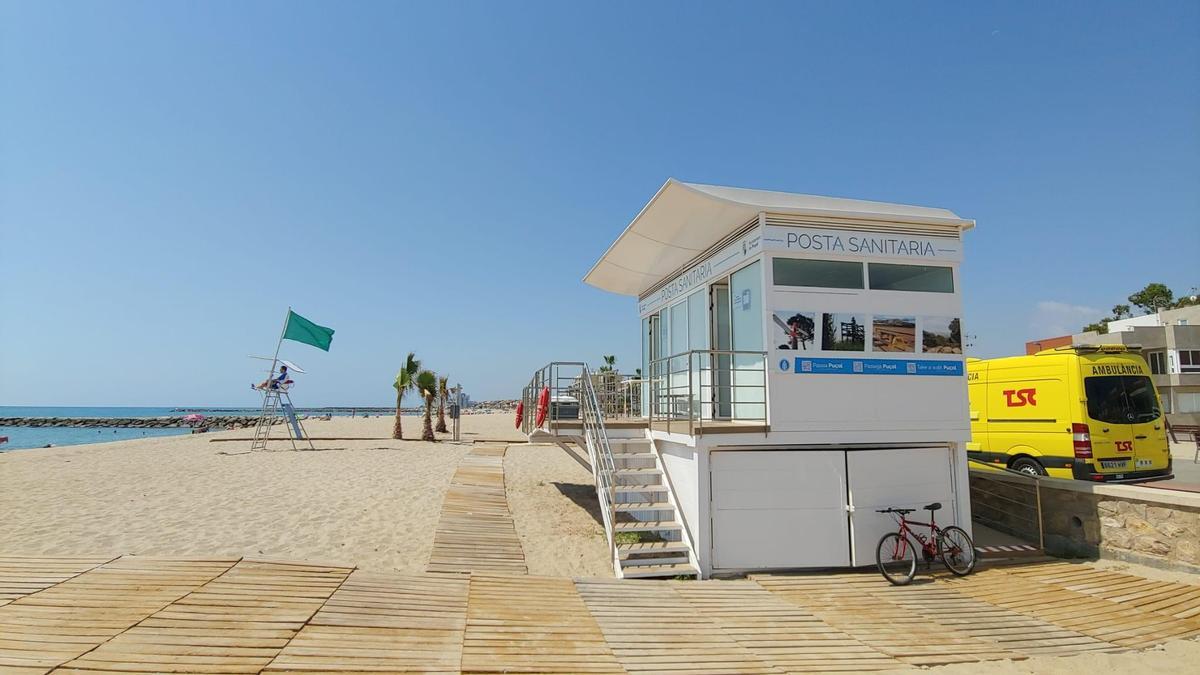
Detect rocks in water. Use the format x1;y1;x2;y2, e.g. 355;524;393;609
0;415;279;429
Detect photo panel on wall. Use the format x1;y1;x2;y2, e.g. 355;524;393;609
772;311;817;351
872;315;916;353
821;312;866;352
922;316;963;354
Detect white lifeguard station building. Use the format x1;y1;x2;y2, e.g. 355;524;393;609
523;179;975;579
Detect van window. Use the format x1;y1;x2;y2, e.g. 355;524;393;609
772;258;863;289
868;263;954;293
1084;376;1161;424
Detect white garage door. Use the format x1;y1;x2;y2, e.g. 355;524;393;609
710;450;850;570
846;447;958;566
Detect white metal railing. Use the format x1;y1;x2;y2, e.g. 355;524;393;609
648;349;768;436
522;362;621;574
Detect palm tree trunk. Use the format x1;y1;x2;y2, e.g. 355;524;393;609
422;397;436;441
435;395;448;433
392;391;404;439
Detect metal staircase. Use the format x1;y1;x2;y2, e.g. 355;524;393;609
522;362;698;579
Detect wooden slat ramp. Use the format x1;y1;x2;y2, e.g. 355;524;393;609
754;572;1020;666
674;580;903;672
55;558;351;674
997;559;1200;620
940;565;1200;649
0;557;116;608
462;574;622;674
0;557;235;674
576;579;781;674
427;445;527;575
0;556;1198;672
265;570;468;673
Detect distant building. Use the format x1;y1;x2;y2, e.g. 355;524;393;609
1025;335;1073;355
1074;305;1200;424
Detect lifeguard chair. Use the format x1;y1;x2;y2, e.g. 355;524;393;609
251;360;313;450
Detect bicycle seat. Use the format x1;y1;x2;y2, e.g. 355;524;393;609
924;502;942;511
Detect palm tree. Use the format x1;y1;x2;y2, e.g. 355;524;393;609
415;370;438;442
435;376;449;433
599;355;617;372
392;352;421;439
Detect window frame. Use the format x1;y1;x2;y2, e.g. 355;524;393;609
771;257;864;290
866;262;956;294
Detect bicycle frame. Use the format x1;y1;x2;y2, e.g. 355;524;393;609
891;512;944;560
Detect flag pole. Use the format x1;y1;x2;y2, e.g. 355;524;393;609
270;307;290;379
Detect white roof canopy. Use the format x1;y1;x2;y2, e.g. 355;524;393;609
584;179;975;297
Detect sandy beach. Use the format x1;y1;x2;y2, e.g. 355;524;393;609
0;412;612;575
3;411;1198;673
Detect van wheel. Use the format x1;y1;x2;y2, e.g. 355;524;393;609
1010;457;1046;477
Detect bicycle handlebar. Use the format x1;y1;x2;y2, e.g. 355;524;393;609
876;507;915;514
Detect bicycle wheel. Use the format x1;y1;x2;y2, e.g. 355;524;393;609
938;526;977;576
876;532;917;585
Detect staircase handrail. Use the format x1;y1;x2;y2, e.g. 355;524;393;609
521;361;620;575
578;363;619;574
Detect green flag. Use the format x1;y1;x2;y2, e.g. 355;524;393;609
282;310;335;351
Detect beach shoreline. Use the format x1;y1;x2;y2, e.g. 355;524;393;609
0;412;611;576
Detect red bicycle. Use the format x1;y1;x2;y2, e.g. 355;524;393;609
875;502;976;585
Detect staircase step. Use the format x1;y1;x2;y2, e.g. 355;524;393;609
609;440;653;453
614;502;674;512
613;485;668;494
614;468;662;477
621;563;699;579
617;540;690;557
614;521;682;533
621;555;691;568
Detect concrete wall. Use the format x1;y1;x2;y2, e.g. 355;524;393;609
970;470;1200;574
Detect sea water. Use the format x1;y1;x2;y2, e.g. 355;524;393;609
0;406;381;451
0;407;194;451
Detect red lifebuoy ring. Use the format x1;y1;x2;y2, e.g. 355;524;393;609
514;401;524;429
535;386;550;428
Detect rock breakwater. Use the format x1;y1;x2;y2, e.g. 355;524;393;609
0;416;280;429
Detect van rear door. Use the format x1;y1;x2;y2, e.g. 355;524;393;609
1081;374;1137;477
1124;376;1170;473
1080;355;1164;479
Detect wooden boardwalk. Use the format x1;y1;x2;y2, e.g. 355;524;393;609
1;557;1198;673
427;445;528;576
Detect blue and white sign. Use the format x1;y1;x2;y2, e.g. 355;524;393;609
793;357;964;376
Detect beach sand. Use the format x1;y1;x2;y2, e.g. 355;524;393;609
2;412;1197;672
505;442;611;577
0;412;543;574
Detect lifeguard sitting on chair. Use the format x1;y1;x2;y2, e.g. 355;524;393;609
253;364;293;391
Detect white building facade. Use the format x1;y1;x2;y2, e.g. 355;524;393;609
585;180;976;577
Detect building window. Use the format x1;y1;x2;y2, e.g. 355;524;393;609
1178;392;1200;414
772;258;863;289
1148;351;1167;375
1181;350;1200;373
867;263;955;293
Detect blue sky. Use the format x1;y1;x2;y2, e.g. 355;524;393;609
1;1;1197;406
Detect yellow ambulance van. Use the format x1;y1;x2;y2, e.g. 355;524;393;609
967;345;1172;482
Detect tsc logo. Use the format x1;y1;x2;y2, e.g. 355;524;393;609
1114;440;1133;453
1003;388;1037;407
